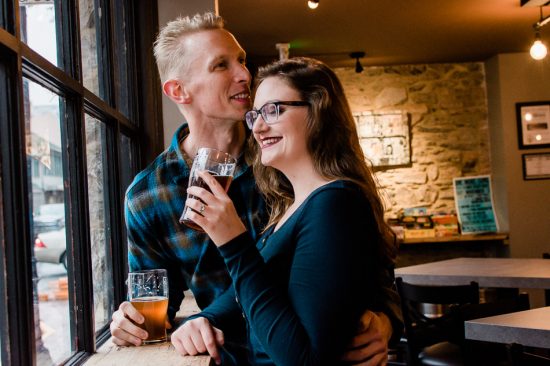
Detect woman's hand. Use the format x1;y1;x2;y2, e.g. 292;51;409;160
185;170;246;246
341;311;390;365
171;317;225;365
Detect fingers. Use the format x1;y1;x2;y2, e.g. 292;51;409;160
171;318;224;365
357;310;375;332
110;302;148;346
342;336;387;364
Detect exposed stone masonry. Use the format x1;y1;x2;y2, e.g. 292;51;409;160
335;63;491;218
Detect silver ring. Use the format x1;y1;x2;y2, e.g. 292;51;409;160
199;204;205;214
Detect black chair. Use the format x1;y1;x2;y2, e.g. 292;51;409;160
507;343;550;366
396;277;479;366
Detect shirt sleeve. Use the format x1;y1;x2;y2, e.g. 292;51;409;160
218;188;376;366
125;195;187;322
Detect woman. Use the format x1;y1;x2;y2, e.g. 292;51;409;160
176;57;396;365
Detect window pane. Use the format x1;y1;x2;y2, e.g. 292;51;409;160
19;2;59;67
85;115;114;333
113;5;132;119
24;79;71;364
79;0;102;99
120;133;137;193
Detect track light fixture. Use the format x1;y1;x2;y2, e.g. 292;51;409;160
307;0;319;10
350;52;365;73
530;6;549;60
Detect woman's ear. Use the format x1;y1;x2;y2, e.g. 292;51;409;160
162;79;191;104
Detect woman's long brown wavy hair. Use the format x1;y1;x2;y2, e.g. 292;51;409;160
245;57;397;263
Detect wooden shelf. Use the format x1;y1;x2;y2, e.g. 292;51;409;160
399;233;509;245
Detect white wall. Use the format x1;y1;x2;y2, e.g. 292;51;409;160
485;53;550;259
157;0;218;147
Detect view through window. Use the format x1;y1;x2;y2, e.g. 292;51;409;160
1;1;158;363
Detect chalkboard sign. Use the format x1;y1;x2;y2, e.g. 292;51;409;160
453;175;499;234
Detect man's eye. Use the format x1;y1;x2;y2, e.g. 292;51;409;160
215;61;227;69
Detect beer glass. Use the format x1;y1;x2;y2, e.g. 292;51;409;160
180;147;237;231
128;269;169;344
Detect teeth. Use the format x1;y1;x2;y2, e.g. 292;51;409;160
262;137;280;147
232;93;249;99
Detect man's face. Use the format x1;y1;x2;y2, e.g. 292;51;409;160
181;29;251;124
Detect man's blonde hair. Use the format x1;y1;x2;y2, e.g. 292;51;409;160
153;12;225;81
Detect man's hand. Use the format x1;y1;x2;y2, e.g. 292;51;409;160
341;311;392;366
171;317;225;365
110;301;149;346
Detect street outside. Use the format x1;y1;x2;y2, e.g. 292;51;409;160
36;262;70;365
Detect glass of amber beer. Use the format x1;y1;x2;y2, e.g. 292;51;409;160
179;147;237;231
128;269;169;344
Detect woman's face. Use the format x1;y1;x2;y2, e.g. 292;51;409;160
252;77;310;172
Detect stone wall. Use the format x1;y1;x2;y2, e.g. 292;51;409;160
334;63;491;218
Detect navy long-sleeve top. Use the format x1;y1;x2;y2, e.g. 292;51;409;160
199;180;388;365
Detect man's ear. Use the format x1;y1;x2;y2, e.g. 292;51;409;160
162;79;191;104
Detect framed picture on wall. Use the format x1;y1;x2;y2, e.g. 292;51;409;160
353;111;412;169
515;101;550;149
522;152;550;180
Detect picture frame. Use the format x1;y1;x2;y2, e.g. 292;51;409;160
353;111;412;169
515;101;550;149
522;152;550;181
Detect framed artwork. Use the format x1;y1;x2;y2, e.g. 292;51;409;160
353;111;411;168
522;152;550;180
515;101;550;149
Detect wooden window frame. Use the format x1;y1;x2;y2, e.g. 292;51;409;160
0;0;163;364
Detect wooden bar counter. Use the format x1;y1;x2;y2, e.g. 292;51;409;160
85;340;211;366
85;292;212;365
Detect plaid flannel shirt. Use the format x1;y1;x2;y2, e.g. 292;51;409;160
125;124;267;321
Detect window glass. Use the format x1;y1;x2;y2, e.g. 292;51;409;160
113;5;132;119
24;78;71;364
85;115;114;333
79;0;102;99
120;133;137;193
19;1;58;67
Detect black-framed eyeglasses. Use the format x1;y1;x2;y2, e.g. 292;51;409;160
245;101;309;129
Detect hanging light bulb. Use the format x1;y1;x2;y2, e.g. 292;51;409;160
530;32;548;60
530;7;549;60
308;0;319;10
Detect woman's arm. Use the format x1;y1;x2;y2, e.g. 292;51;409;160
219;187;376;365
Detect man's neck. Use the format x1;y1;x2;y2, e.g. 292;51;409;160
182;120;246;159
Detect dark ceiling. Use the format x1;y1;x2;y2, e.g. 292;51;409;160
219;0;550;69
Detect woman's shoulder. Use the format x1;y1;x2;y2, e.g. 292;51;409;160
301;180;368;213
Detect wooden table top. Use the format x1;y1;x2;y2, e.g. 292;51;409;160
85;340;211;366
85;292;211;365
465;306;550;349
395;257;550;289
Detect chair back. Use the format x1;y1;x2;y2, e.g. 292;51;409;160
396;277;479;353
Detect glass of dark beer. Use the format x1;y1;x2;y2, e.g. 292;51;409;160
180;147;237;231
128;269;169;344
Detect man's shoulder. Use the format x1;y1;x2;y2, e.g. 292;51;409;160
126;146;184;202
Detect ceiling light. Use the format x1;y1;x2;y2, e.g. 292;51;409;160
530;6;549;60
530;33;548;60
308;0;319;10
350;52;365;73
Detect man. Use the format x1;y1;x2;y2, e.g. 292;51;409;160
109;12;402;365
